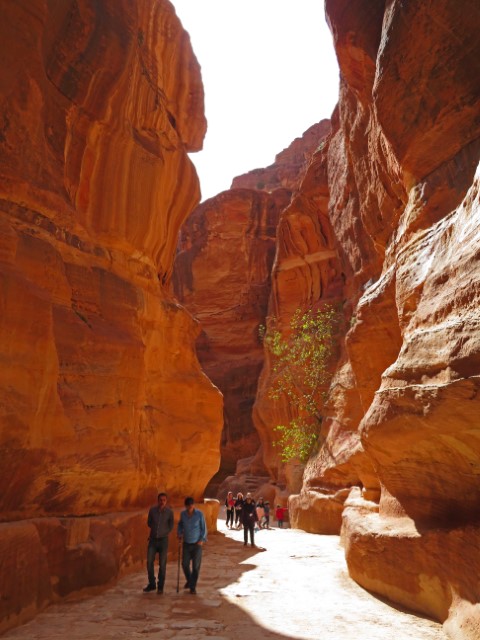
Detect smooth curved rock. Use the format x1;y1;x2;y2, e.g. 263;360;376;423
0;0;222;519
287;0;480;636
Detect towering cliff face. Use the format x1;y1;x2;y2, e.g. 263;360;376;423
0;0;223;520
174;123;328;492
174;189;288;486
275;0;480;635
252;128;349;500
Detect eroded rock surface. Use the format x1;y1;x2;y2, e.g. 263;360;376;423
174;189;288;487
0;501;219;634
0;0;222;520
0;1;224;627
174;124;329;492
276;0;480;637
253;128;349;502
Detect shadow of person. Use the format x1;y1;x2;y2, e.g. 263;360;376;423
155;529;291;639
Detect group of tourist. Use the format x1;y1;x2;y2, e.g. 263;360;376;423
224;491;288;547
143;493;206;596
143;490;289;598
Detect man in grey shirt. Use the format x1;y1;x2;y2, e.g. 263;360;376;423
143;492;174;593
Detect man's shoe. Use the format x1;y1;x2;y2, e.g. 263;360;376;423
143;584;156;592
157;588;163;594
189;588;196;595
183;582;190;589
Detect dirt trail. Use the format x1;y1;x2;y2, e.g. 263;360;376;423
3;522;446;639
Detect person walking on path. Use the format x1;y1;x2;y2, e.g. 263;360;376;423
242;493;258;546
256;497;266;528
177;497;207;594
143;492;174;594
264;500;271;528
276;504;287;528
234;492;244;529
225;491;235;528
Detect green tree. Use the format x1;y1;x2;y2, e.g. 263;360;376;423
260;306;339;463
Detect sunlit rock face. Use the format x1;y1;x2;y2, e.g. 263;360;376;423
250;118;379;510
0;0;223;521
288;0;480;634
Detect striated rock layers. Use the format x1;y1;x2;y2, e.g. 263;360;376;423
174;188;286;489
252;121;355;508
0;501;219;634
0;0;223;630
174;122;329;494
272;0;480;636
0;2;223;521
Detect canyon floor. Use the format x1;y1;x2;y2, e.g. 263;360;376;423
3;521;446;640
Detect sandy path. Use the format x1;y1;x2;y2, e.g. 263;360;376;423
3;522;446;639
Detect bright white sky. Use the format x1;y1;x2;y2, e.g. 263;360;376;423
171;1;340;201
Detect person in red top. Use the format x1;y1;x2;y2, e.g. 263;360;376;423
275;504;287;528
224;491;235;529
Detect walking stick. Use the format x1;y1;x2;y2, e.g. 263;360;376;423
176;538;181;593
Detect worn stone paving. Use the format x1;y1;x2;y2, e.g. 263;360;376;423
2;522;446;639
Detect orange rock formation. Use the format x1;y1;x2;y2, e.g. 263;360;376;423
174;189;288;488
0;500;219;634
174;123;329;494
2;0;480;637
253;124;351;505
0;0;223;630
0;2;222;520
271;0;480;636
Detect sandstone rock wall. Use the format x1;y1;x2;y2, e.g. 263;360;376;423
231;121;331;193
174;189;288;488
281;0;480;636
253;130;347;496
0;501;219;634
0;0;222;518
174;124;328;494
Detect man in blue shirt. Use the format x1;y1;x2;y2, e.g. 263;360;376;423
143;492;174;594
177;496;207;594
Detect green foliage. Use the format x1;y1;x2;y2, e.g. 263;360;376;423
273;419;319;465
260;306;339;463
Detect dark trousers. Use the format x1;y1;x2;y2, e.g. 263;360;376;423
147;537;169;589
235;510;242;526
243;522;255;545
182;542;203;589
226;508;234;526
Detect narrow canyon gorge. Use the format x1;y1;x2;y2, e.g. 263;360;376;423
1;1;479;639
